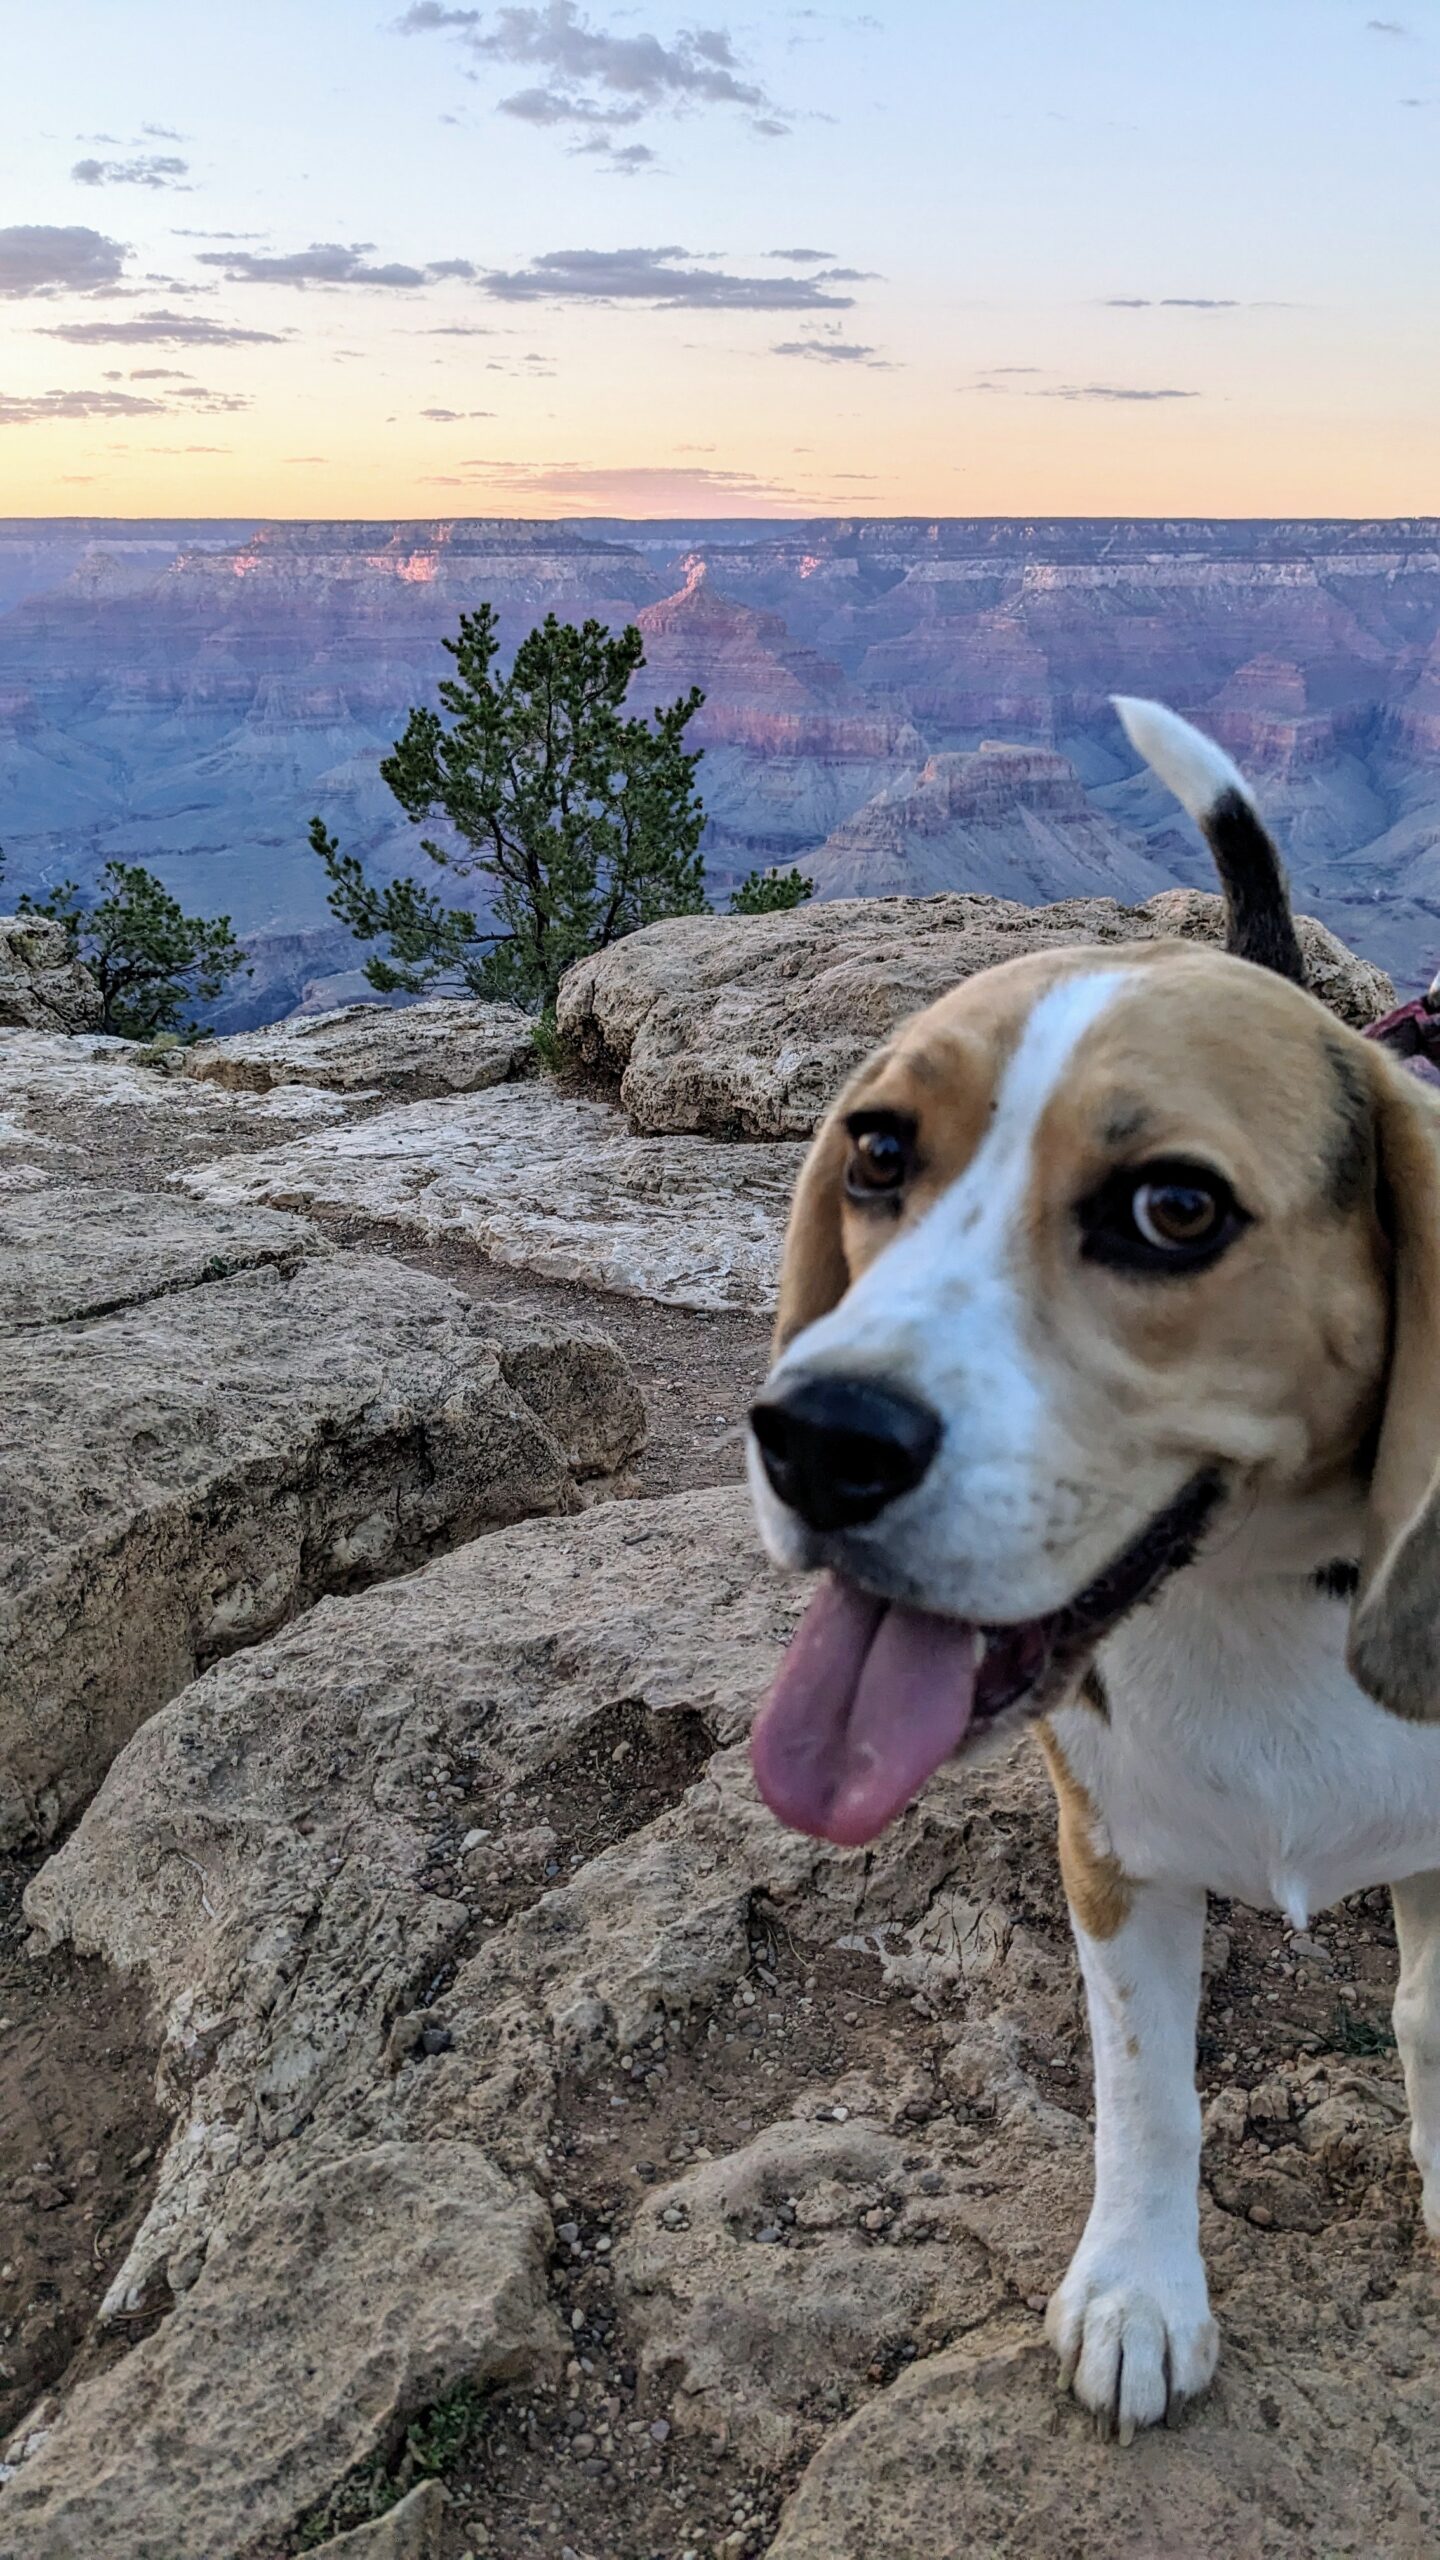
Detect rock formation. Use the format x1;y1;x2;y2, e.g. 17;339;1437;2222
0;1183;643;1846
4;515;1437;1011
0;917;100;1035
559;888;1395;1140
0;900;1428;2560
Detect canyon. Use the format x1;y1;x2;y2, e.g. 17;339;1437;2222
1;514;1438;1023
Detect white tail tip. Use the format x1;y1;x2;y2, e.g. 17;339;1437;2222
1111;694;1256;826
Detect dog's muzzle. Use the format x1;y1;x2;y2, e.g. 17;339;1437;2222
750;1375;942;1532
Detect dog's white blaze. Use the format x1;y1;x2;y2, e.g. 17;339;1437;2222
757;968;1132;1612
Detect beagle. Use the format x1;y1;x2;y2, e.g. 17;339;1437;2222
747;696;1440;2441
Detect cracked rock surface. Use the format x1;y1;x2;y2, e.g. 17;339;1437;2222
558;888;1394;1138
176;1084;804;1312
180;998;533;1100
9;1487;1438;2557
0;1186;643;1847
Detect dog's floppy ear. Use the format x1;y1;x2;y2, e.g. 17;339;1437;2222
773;1110;852;1357
1350;1055;1440;1719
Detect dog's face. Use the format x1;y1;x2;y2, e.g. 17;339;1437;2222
754;945;1389;1611
748;942;1440;1840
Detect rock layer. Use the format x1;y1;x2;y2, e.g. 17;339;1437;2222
0;916;100;1035
0;1191;643;1844
180;997;533;1099
558;889;1394;1139
177;1083;804;1311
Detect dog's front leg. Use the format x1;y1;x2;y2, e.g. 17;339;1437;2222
1391;1868;1440;2237
1046;1879;1218;2439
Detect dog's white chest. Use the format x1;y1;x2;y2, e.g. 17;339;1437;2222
1061;1576;1440;1919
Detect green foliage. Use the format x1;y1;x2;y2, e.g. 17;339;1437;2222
1327;2002;1396;2058
292;2380;490;2547
8;858;248;1042
730;864;814;915
311;604;709;1013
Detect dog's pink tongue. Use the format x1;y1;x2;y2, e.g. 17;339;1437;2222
751;1576;976;1847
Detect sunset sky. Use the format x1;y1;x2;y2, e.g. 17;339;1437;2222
3;0;1437;519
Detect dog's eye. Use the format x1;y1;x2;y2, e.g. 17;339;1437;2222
1080;1159;1248;1274
844;1111;915;1200
1133;1179;1223;1249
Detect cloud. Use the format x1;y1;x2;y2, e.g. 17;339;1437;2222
479;244;855;308
767;246;833;262
420;404;497;418
500;83;642;123
572;135;659;168
1102;295;1239;309
196;240;474;288
418;457;807;511
0;223;128;298
1367;17;1410;32
37;305;286;345
1044;382;1198;401
72;153;190;189
172;228;266;240
398;0;782;133
0;386;167;425
418;321;499;334
771;335;888;365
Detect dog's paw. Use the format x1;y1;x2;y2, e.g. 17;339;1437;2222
1045;2241;1218;2443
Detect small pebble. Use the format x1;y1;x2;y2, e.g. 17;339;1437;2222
649;2418;671;2442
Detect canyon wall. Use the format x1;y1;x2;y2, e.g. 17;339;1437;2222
1;515;1437;1019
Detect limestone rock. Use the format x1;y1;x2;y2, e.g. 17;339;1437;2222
181;997;534;1099
177;1084;804;1311
767;2274;1440;2559
310;2481;449;2557
0;1184;321;1332
0;1029;356;1198
0;915;101;1034
0;2143;554;2560
557;892;1395;1138
0;1239;643;1845
16;1481;1428;2555
616;2112;1008;2462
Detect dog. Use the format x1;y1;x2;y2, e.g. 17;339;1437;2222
746;696;1440;2441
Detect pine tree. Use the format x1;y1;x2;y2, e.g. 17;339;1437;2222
310;606;709;1013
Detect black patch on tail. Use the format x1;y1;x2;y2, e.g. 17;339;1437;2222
1203;787;1307;987
1313;1558;1360;1600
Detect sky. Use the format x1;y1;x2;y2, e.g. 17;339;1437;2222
2;0;1437;519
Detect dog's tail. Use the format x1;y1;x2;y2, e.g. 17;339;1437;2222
1112;694;1306;988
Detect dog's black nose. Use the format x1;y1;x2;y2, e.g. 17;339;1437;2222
750;1376;941;1532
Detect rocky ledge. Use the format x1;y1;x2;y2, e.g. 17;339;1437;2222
0;1183;643;1847
558;888;1395;1139
0;895;1424;2560
5;1489;1435;2559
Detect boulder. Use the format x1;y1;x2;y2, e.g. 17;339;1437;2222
0;916;101;1035
0;1202;644;1844
12;1486;1432;2556
310;2481;449;2557
766;2284;1440;2560
177;1083;804;1312
0;1184;319;1332
180;997;534;1099
557;891;1396;1138
0;2143;553;2560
